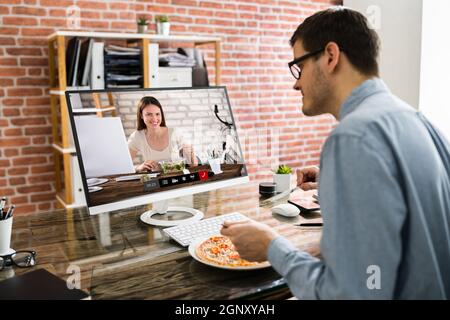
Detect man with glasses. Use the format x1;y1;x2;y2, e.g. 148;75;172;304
222;7;450;299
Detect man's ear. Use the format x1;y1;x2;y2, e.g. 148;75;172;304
323;42;341;74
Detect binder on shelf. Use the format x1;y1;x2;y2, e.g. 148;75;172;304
78;38;94;86
66;37;80;86
90;42;105;90
148;43;159;87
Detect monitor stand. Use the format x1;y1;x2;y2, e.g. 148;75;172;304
139;200;204;227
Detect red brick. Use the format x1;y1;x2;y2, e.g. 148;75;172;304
21;28;53;36
0;5;8;14
0;58;18;66
28;174;54;184
11;195;29;204
80;11;100;19
109;2;128;10
102;12;117;20
2;98;23;106
0;67;25;76
12;6;46;16
13;204;37;214
80;20;109;29
31;192;55;202
4;128;22;136
13;156;47;166
8;88;42;96
31;164;53;174
26;97;50;105
32;136;46;144
17;38;47;46
41;18;67;27
22;107;51;116
4;148;19;156
39;0;72;6
0;79;14;86
17;184;51;193
21;146;52;154
28;68;41;76
20;57;48;66
24;127;52;135
8;167;29;176
9;177;26;186
0;159;11;167
38;202;52;211
17;78;48;86
78;1;107;10
172;0;197;5
10;118;47;126
6;48;42;56
0;188;14;196
3;16;38;26
0;138;30;147
48;9;66;16
2;108;21;117
0;37;15;45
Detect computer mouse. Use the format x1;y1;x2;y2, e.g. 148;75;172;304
271;203;300;217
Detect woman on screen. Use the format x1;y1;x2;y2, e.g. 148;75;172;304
128;96;197;173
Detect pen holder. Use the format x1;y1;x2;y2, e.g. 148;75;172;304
0;217;14;256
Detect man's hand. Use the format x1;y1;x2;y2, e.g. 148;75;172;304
220;220;278;262
297;166;319;190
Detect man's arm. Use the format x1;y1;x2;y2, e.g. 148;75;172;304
269;134;406;299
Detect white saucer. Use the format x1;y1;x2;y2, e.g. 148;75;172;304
88;186;103;193
87;178;108;187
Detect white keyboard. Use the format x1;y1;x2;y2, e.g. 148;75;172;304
163;212;248;247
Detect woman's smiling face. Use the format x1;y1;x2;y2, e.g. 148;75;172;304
142;104;162;129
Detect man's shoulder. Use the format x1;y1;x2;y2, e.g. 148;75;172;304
332;93;416;140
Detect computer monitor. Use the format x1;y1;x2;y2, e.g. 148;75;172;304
66;87;249;225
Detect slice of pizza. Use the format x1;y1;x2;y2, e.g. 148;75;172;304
195;235;265;267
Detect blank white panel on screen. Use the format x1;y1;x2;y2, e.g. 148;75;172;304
74;116;135;178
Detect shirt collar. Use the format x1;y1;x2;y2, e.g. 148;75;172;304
339;78;390;120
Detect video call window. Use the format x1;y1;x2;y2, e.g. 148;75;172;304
66;87;247;213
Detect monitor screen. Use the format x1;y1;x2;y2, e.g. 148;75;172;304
66;87;248;215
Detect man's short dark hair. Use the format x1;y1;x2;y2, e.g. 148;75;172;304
290;7;380;76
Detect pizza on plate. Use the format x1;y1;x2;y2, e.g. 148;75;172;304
195;235;265;268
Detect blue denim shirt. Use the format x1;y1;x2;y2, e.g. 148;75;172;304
268;78;450;299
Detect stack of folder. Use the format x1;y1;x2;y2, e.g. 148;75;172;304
104;45;142;88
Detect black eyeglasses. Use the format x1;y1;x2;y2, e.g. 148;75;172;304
288;48;325;80
0;251;36;271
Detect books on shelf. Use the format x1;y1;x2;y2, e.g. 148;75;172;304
65;37;81;87
78;38;94;86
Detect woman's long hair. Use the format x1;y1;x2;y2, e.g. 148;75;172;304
136;96;167;130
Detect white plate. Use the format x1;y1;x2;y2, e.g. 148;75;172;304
87;178;108;187
188;236;271;271
88;186;103;193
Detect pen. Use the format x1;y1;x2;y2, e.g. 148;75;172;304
5;205;15;220
298;222;323;227
0;197;6;210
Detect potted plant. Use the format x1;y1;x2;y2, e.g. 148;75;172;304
273;164;293;193
155;15;170;36
137;16;148;33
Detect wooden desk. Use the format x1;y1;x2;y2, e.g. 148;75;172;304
89;164;244;207
3;183;322;299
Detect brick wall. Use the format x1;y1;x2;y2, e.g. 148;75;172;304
0;0;338;215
